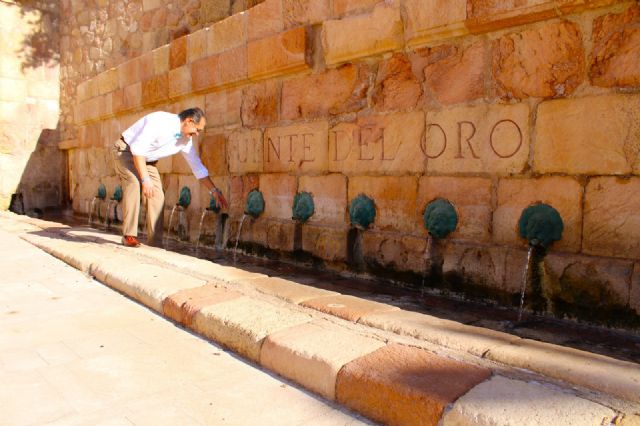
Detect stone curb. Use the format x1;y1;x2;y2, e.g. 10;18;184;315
1;213;638;425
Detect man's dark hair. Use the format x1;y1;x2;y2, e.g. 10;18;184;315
178;107;205;123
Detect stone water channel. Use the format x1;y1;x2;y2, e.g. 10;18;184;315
47;205;640;365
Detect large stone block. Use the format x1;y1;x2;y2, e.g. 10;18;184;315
362;231;428;274
97;68;118;95
248;27;309;81
247;0;283;41
329;112;425;175
260;173;297;220
422;41;486;106
298;174;347;226
118;58;140;88
169;36;187;70
200;133;228;176
494;177;583;252
372;53;423;112
122;82;142;111
492;21;585;99
191;55;220;93
591;5;640;88
418;176;492;243
207;12;247;55
332;0;380;16
139;52;155;81
283;0;330;28
168;65;191;99
227;129;264;174
443;243;508;292
153;45;170;75
204;88;242;127
241;80;279;127
584;177;640;259
322;2;404;65
266;219;296;252
281;63;370;120
349;176;419;234
301;224;348;262
403;0;468;47
425;103;530;174
534;94;640;175
187;28;208;63
218;46;248;88
141;73;168;105
264;121;329;174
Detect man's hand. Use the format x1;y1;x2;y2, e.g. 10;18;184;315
211;188;228;209
141;178;154;199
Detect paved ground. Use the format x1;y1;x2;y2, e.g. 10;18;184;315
0;229;370;426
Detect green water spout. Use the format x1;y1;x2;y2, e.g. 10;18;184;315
245;190;265;219
518;203;563;247
292;192;314;223
423;198;458;239
349;194;376;229
97;184;107;200
111;185;123;202
177;186;191;208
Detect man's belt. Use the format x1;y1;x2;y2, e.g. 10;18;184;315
120;135;157;166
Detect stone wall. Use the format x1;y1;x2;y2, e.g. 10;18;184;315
0;0;63;213
67;0;640;324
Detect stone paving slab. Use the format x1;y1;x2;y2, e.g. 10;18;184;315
336;343;492;426
1;212;639;425
441;376;616;426
248;276;340;304
260;319;386;400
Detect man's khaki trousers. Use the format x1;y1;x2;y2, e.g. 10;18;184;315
112;138;164;246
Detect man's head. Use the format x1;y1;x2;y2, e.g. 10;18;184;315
178;107;206;137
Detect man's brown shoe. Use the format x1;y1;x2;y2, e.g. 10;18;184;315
122;235;141;247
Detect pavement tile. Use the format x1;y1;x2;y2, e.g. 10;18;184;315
248;276;340;303
162;283;243;326
441;375;616;426
260;319;386;400
335;343;492;426
301;294;399;322
192;296;314;362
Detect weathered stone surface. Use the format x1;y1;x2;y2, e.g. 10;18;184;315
494;177;583;252
493;21;585;99
248;27;309;80
162;283;242;326
372;53;423;112
217;46;248;88
591;5;640;88
118;58;140;89
248;276;338;304
281;64;370;120
298;174;347;226
260;320;386;400
141;73;169;105
207;13;246;55
423;41;486;106
122;82;142;111
329;112;426;175
229;174;260;216
543;252;633;316
403;0;468;47
139;52;155;81
260;173;296;220
227;129;263;174
336;343;492;426
264;121;328;174
425;103;529;174
302;295;398;322
192;297;313;362
169;36;187;69
153;45;170;75
191;55;219;92
361;232;427;274
266;219;296;252
322;2;404;65
199;133;228;176
418;176;492;243
442;375;615;426
301;224;348;262
168;65;191;98
247;0;284;41
204;88;242;127
332;0;380;16
187;28;208;62
241;80;279;127
633;264;640;315
443;243;508;293
534;95;640;175
583;177;640;259
621;414;640;426
283;0;330;28
348;176;419;233
97;68;119;95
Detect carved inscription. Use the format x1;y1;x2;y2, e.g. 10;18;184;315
425;104;530;174
228;129;263;173
263;121;329;174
